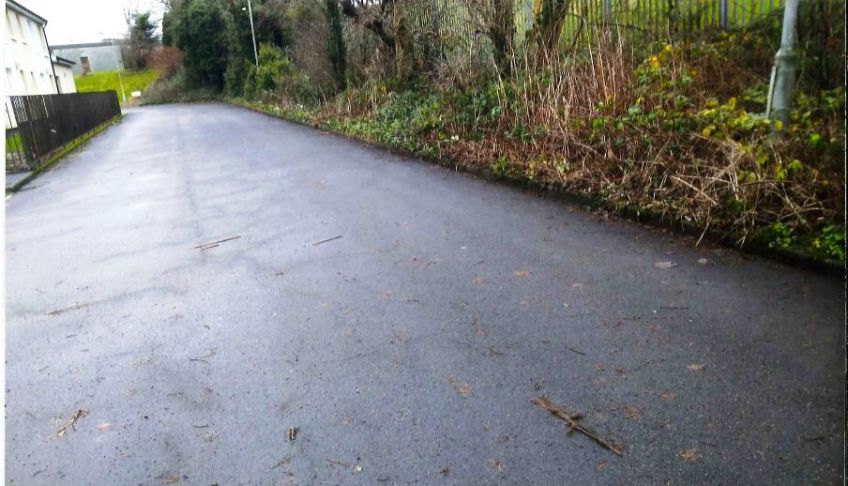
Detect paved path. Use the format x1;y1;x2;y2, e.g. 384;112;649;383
5;104;843;484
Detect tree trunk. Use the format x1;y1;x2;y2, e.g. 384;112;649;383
392;3;416;84
488;0;515;76
529;0;569;64
325;0;347;91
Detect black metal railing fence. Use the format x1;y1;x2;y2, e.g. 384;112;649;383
5;91;121;171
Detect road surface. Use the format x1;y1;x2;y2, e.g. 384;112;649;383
5;104;844;484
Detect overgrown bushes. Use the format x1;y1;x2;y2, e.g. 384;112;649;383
149;0;845;262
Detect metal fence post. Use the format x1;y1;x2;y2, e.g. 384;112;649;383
719;0;729;28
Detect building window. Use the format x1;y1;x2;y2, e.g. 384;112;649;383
17;16;27;44
28;19;42;51
5;68;14;93
6;13;17;40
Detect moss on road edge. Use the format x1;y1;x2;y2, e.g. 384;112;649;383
6;115;124;194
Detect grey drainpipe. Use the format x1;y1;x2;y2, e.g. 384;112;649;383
42;23;61;94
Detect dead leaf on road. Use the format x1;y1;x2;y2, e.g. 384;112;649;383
622;405;641;420
513;270;531;278
471;276;486;285
157;473;182;484
660;392;675;401
596;461;609;471
687;363;705;372
594;363;605;372
655;261;678;269
96;422;112;431
697;258;709;264
448;374;472;398
679;448;703;461
487;458;504;472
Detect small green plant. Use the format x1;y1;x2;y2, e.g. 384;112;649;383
763;222;795;250
815;225;845;261
491;156;509;177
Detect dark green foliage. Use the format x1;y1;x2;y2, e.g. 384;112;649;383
161;11;173;46
223;2;254;97
172;0;227;89
243;63;258;100
126;10;159;69
255;43;292;92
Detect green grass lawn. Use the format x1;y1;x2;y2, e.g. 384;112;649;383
5;131;22;152
74;69;160;103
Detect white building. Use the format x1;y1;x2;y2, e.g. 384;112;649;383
52;55;76;93
3;0;76;96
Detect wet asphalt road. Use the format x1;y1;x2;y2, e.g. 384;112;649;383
5;103;844;485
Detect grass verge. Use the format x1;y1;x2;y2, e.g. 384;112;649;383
230;98;843;276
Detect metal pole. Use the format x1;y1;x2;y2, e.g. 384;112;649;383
247;0;259;68
766;0;799;124
117;55;127;103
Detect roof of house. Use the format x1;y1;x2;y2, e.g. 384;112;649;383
51;40;125;50
52;55;76;67
6;0;48;25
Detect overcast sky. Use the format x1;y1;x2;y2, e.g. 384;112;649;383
19;0;165;45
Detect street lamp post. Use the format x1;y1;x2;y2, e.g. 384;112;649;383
767;0;800;125
246;0;259;68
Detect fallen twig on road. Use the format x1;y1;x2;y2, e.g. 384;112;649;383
194;236;241;250
802;433;833;442
52;409;89;438
188;349;217;363
531;396;624;456
310;235;343;246
326;458;353;468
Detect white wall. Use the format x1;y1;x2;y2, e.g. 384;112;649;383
3;6;57;96
53;63;76;93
